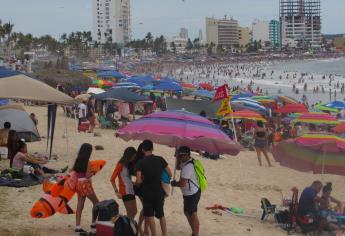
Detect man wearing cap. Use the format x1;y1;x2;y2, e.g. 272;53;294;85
171;146;201;236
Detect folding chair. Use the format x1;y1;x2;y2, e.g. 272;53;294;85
261;198;277;221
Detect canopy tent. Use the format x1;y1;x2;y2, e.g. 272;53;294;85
0;104;40;142
0;69;73;104
87;87;105;94
93;88;151;103
97;70;125;79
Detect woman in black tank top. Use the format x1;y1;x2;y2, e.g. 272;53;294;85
253;121;272;167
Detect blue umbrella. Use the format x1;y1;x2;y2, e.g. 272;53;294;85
113;82;140;89
155;82;182;92
231;92;253;101
97;70;125;79
325;101;345;110
142;84;155;90
192;89;215;99
127;75;154;87
231;100;268;115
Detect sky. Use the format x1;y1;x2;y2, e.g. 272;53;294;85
0;0;344;40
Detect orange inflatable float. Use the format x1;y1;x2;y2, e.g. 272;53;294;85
30;160;106;218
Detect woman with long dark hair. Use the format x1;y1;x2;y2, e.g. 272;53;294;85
72;143;99;234
253;121;272;167
110;147;137;219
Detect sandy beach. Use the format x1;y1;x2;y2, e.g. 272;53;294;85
1;105;345;236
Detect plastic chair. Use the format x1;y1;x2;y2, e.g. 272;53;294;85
261;198;277;221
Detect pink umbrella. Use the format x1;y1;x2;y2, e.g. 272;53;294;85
117;111;241;155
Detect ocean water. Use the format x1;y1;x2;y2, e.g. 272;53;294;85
271;57;345;77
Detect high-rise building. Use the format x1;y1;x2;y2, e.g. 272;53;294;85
92;0;131;45
269;20;281;48
239;27;250;48
206;17;239;47
280;0;321;48
198;29;203;42
251;20;270;43
179;28;189;39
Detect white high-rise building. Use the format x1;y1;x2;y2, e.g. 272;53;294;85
92;0;131;45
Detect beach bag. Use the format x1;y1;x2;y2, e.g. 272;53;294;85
93;199;119;221
113;215;138;236
188;159;207;192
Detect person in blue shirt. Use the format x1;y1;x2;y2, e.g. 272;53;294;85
298;181;323;218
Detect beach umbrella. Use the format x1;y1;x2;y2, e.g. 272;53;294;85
251;96;275;104
274;96;299;104
224;110;267;122
332;123;345;133
75;93;91;102
181;83;196;89
292;113;340;125
97;70;125;79
117;110;241;155
325;101;345;110
276;104;308;114
113;82;140;89
231;92;253;101
273;135;345;176
192;89;215;99
231;100;268;115
86;87;105;94
93;88;151;103
313;103;339;113
154;82;182;92
199;83;214;91
142;84;155;91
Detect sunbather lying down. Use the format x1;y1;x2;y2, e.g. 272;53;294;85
12;140;67;175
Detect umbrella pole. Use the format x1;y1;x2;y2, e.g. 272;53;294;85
321;147;325;179
64;112;69;159
171;147;179;196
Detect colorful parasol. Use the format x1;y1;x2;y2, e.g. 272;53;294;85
313;103;339;113
295;133;345;153
292;113;340;125
276;104;308;114
276;95;299;104
332;123;345;133
117;110;241;155
273;137;345;176
251;96;275;104
224;110;267;122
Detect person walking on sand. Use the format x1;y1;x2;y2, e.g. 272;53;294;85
253;121;272;167
110;147;138;219
86;98;96;133
135;140;172;236
70;143;99;235
171;146;201;236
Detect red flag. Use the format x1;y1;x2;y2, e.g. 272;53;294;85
213;84;229;101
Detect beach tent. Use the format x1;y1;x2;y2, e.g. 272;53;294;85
0;68;73;158
0;69;74;104
97;70;125;79
93;88;151;103
0;104;40;142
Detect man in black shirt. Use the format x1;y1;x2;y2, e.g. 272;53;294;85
136;140;172;236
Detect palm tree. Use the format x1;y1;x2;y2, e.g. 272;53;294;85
3;22;14;44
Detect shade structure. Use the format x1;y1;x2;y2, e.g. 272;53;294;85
199;83;214;91
87;87;105;94
117;111;241;155
192;89;215;99
273;139;345;176
224;110;267;122
295;133;345;153
332;123;345;133
325;101;345;110
97;70;125;79
292;113;340;125
0;69;73;104
251;96;275;104
276;104;308;114
314;103;339;113
231;99;268;115
0;104;40;142
93;88;151;103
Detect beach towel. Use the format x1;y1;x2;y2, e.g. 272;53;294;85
0;169;44;188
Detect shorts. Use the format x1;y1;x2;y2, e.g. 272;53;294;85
134;185;143;198
254;139;268;148
183;189;201;215
76;179;95;197
122;194;135;202
143;192;165;219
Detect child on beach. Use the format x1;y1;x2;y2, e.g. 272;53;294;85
71;143;99;235
110;147;138;219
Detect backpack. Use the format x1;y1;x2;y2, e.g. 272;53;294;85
187;159;207;192
113;215;138;236
93;199;119;221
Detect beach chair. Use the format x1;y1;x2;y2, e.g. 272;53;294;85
261;198;277;221
98;116;112;129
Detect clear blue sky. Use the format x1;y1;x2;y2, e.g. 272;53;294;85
0;0;344;40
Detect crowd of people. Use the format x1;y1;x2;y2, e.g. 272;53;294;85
70;140;201;236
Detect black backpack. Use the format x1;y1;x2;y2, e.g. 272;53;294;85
92;199;119;221
113;216;138;236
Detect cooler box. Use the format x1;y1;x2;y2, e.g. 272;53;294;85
96;221;114;236
78;120;90;132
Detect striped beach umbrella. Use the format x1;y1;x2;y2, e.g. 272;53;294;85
117;110;241;155
292;113;340;125
224;110;267;122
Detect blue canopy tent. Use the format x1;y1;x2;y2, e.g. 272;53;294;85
93;88;151;103
97;70;126;79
